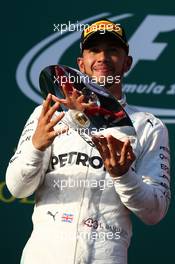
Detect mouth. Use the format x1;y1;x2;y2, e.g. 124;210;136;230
93;64;114;75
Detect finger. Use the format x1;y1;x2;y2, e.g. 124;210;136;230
41;93;52;117
81;102;96;110
56;126;69;136
45;102;60;122
51;94;69;106
50;126;69;139
72;88;80;100
92;136;105;160
119;140;132;165
49;94;68;107
76;94;85;104
54;98;68;105
48;112;65;129
51;94;61;102
62;84;71;98
109;135;124;150
76;95;86;111
92;136;110;160
107;135;119;164
122;152;135;172
127;148;136;162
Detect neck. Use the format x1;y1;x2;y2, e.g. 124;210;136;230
106;82;123;100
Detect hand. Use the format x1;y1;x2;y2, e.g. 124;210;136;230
32;93;68;151
54;84;93;111
92;135;135;178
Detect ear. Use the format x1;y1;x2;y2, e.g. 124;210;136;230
123;56;133;73
77;57;85;73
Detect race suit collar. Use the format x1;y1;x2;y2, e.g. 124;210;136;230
118;94;127;107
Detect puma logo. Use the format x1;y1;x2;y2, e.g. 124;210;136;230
47;211;58;221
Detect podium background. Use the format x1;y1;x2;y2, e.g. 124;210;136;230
2;1;175;263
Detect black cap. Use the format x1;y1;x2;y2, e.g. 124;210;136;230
80;19;129;54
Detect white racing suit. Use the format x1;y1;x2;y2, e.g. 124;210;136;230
6;97;171;264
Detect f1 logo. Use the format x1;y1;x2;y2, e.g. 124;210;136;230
128;15;175;72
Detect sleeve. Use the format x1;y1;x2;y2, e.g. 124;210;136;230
114;119;171;225
6;106;51;198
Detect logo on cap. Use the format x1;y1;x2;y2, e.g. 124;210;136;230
81;19;129;53
83;20;122;39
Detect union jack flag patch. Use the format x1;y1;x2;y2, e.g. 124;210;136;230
61;213;74;223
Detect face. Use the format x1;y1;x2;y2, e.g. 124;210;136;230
77;38;132;88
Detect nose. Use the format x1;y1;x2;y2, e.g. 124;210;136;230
96;50;110;63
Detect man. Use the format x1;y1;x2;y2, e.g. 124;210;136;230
6;19;170;264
